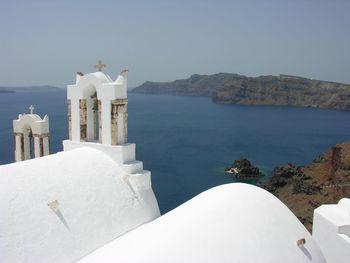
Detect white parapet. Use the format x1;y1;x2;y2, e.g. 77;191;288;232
312;198;350;263
63;140;136;165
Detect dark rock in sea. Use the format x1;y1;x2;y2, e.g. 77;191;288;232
226;158;264;178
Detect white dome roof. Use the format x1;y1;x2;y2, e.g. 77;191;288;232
0;147;159;263
80;183;326;263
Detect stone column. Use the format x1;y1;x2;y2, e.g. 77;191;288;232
14;132;24;162
111;99;128;145
111;103;118;145
67;99;72;140
93;108;97;140
123;108;128;144
79;99;87;142
33;135;41;158
32;133;50;157
23;129;31;160
43;136;50;155
98;100;102;143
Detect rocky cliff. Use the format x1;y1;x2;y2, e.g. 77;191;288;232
263;141;350;231
133;73;350;111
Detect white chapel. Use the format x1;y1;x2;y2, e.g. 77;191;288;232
0;64;349;263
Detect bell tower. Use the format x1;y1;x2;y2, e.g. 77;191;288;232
65;62;129;146
13;105;50;161
63;62;155;210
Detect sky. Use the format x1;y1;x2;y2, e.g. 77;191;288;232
0;0;349;87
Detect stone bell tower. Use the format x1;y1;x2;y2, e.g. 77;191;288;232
65;61;129;146
13;105;50;162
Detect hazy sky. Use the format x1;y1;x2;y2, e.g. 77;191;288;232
0;0;349;87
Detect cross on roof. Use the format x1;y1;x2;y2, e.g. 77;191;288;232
94;60;106;72
29;105;34;114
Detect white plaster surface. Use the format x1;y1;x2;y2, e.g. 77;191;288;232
0;147;160;263
79;183;325;263
312;198;350;263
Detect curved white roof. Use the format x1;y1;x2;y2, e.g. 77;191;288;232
0;148;159;263
89;71;113;83
80;183;326;263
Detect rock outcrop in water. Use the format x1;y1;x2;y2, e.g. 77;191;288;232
226;158;264;178
263;141;350;231
133;73;350;111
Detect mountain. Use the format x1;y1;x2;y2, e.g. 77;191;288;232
263;141;350;231
0;89;16;93
133;73;350;111
0;86;62;92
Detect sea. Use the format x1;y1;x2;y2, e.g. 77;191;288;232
1;89;350;214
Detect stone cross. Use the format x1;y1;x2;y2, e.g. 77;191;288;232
29;105;34;114
94;60;106;72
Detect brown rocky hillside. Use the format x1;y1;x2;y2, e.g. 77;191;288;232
263;141;350;232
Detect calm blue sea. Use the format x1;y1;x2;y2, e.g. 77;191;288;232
1;90;350;213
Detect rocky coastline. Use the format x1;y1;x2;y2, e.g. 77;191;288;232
262;142;350;231
133;73;350;111
225;142;350;231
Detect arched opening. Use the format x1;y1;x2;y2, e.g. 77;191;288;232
22;125;34;160
80;85;101;143
90;91;100;142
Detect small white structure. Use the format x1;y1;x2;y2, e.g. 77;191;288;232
13;105;50;162
312;198;350;263
80;184;326;263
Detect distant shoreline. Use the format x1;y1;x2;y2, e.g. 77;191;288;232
0;90;16;94
132;73;350;111
0;86;63;93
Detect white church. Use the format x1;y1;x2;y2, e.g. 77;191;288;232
0;63;349;263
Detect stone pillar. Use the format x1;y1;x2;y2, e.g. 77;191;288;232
117;105;125;145
79;99;87;142
111;99;128;145
32;133;50;157
111;103;118;145
33;136;41;158
93;108;97;140
40;137;44;157
23;129;31;160
67;99;72;140
86;98;95;142
98;100;102;143
43;136;50;155
14;132;24;162
123;110;128;144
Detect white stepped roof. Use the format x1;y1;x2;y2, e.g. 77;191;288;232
80;183;326;263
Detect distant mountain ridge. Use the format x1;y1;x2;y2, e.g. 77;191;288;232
0;86;62;93
132;73;350;111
